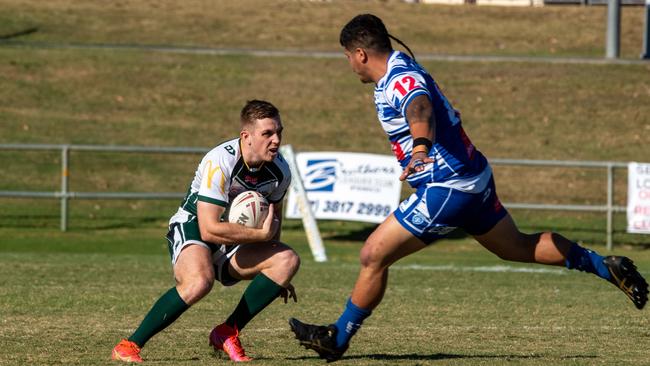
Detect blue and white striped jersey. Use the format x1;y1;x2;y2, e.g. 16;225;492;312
374;51;491;192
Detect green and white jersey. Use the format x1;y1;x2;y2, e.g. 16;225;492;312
169;138;291;225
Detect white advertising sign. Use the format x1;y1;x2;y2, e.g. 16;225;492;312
627;162;650;234
286;152;402;224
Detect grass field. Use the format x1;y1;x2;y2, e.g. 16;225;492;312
2;223;650;365
0;0;647;58
2;0;650;365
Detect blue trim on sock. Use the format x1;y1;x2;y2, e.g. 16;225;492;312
333;298;371;349
565;243;611;281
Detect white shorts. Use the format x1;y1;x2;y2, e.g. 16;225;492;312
165;221;241;286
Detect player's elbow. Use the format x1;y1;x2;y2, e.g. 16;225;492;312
198;224;215;243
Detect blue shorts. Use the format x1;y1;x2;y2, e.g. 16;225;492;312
393;176;507;244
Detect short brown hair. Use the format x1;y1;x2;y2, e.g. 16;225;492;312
240;100;280;127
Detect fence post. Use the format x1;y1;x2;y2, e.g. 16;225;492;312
61;145;69;232
606;163;614;251
642;0;650;59
606;0;621;59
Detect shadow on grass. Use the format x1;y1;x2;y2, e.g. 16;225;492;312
148;353;276;362
0;215;161;232
0;214;163;231
0;27;39;40
75;216;163;231
287;352;597;362
145;357;201;362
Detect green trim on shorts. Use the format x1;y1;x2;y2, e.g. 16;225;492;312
197;195;227;207
166;220;218;262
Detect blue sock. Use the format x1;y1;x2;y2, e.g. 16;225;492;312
333;298;371;349
565;243;611;281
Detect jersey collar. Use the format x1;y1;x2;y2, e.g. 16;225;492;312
376;50;400;87
239;139;265;173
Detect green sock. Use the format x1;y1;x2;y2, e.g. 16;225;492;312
128;287;189;347
225;273;283;330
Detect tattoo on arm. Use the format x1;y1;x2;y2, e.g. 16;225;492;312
405;94;435;140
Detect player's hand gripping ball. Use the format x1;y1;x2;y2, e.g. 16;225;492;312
228;191;269;228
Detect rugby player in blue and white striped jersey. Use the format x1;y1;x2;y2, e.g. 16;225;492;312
289;13;648;363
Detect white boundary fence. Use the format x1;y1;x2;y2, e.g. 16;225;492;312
0;143;630;250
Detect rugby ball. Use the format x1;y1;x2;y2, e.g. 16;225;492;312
228;191;269;228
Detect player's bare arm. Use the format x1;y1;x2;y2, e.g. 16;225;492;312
271;201;284;242
197;201;279;245
399;94;436;181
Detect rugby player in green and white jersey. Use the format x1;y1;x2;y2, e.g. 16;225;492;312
112;100;298;363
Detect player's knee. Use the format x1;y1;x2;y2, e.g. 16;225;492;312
270;247;300;280
274;248;301;276
359;241;385;269
177;275;214;304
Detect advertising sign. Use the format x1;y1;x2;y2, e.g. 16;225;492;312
627;162;650;234
286;152;402;223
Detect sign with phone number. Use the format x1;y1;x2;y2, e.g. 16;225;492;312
628;162;650;234
285;152;402;223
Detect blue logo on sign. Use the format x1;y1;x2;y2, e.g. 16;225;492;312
304;159;338;192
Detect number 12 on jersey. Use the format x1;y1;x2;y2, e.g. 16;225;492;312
392;75;416;97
